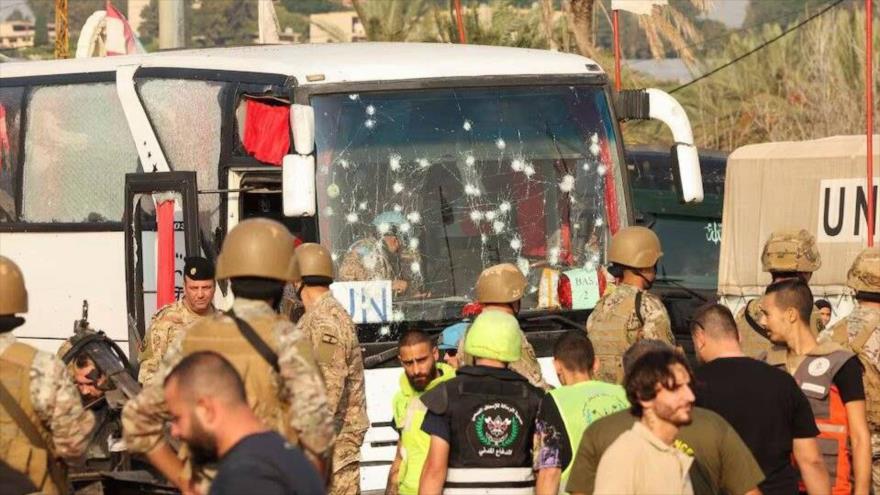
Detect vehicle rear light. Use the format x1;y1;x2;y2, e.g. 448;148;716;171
558;274;572;309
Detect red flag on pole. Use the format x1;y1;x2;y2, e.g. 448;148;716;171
105;0;144;56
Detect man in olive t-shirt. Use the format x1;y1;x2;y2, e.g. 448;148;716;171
566;407;763;495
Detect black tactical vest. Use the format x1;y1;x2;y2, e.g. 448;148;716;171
421;366;543;493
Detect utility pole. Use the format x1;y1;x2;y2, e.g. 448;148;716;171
159;0;185;50
54;0;68;58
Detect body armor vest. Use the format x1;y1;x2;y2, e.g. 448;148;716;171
769;342;854;495
832;313;880;429
0;343;64;495
421;367;542;495
181;314;297;444
589;291;642;384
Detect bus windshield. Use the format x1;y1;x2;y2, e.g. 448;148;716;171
312;84;624;324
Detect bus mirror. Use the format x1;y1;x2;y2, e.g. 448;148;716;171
291;104;315;155
670;143;703;204
618;88;704;203
282;154;316;216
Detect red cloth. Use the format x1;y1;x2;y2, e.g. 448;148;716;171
156;200;175;309
243;99;290;166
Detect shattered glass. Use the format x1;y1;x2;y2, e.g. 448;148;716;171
139;79;224;236
22;83;139;223
313;85;624;324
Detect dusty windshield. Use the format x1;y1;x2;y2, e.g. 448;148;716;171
312;84;624;323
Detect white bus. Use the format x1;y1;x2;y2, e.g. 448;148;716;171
0;42;702;491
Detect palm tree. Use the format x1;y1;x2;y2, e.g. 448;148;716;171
351;0;431;42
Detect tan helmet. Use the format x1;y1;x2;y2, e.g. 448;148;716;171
760;229;821;273
607;226;663;269
847;247;880;294
215;218;297;282
0;256;28;315
475;263;527;304
293;243;335;282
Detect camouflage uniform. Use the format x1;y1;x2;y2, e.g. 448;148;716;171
299;292;368;495
456;323;550;390
737;299;825;358
122;298;335;480
338;238;423;295
0;333;95;494
137;299;214;386
586;283;673;383
830;304;880;492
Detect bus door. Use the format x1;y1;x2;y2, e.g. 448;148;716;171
123;172;200;365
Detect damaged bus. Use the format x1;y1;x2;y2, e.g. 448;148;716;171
0;43;702;490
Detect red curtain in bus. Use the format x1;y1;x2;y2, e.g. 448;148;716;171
242;99;290;166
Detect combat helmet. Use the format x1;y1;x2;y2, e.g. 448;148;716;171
761;229;821;273
292;243;335;282
607;226;663;269
0;256;27;315
215;218;297;282
464;312;522;362
475;263;527;304
847;247;880;294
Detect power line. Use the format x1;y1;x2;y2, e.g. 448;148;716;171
670;0;849;57
669;0;847;94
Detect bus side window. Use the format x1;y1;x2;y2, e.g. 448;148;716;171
138;79;226;244
22;83;139;224
0;86;24;223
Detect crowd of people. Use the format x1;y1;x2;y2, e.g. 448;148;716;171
0;218;878;495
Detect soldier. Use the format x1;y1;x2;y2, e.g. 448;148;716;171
138;256;217;386
830;248;880;493
586;226;673;384
419;311;544;494
737;229;824;358
457;263;551;390
339;211;424;298
0;255;95;494
122;219;335;493
291;243;368;495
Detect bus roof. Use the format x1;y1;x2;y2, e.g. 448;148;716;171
0;43;604;85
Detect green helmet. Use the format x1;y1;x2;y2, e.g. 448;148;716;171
464;311;522;363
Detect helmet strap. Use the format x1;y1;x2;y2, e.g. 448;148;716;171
0;316;25;333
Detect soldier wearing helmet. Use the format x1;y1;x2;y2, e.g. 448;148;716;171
456;263;551;390
737;229;825;358
338;211;424;298
586;226;673;384
419;312;544;494
830;248;880;492
291;243;368;495
0;256;95;494
122;219;334;493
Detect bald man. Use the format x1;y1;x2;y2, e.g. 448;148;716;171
690;303;828;495
163;351;324;495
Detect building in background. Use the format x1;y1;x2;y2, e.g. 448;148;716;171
309;11;365;43
0;20;34;49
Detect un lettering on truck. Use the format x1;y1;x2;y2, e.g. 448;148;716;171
718;135;879;321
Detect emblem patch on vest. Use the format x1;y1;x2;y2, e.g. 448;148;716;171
472;403;523;458
582;393;629;424
808;357;831;377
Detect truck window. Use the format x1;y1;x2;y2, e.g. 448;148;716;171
312;84;623;324
22;83;139;223
0;86;23;222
